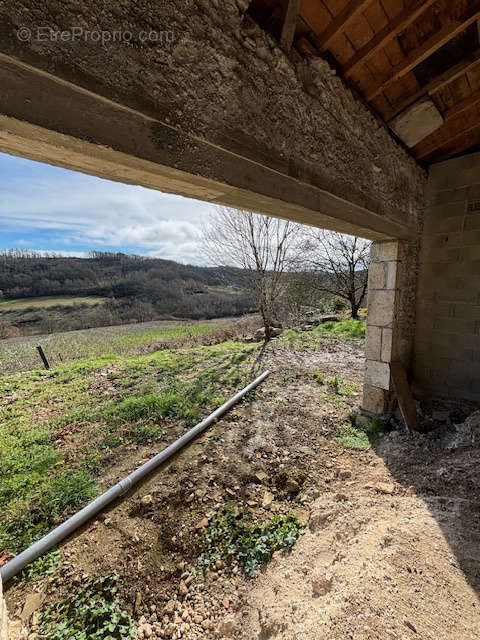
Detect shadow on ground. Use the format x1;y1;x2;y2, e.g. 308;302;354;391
376;404;480;597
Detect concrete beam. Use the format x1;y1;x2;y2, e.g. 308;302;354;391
0;54;416;242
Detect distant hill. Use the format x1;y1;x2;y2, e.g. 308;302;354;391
0;251;253;336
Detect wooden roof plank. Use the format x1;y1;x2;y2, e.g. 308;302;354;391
344;0;438;78
385;48;480;120
366;8;480;101
415;105;480;158
315;0;375;51
444;87;480;120
417;120;480;159
428;127;480;162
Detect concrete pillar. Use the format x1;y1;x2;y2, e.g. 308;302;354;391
363;241;401;413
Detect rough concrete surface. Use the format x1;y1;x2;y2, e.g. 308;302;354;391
0;0;425;234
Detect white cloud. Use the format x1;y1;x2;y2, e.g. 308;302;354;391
0;158;215;264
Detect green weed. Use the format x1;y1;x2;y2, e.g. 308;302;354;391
326;377;355;396
39;573;135;640
198;507;304;577
336;417;386;449
336;423;371;449
18;548;60;583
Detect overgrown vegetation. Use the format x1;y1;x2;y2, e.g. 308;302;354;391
0;334;260;557
38;573;136;640
197;507;304;577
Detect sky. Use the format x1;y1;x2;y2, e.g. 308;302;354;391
0;152;215;265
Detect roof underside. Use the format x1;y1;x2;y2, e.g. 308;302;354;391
248;0;480;164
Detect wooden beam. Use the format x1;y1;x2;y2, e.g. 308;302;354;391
444;89;480;120
416;119;480;160
366;10;480;102
385;48;480;121
343;0;437;78
280;0;302;53
390;361;420;433
315;0;374;52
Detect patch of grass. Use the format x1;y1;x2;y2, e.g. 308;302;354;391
39;573;135;640
198;507;304;578
104;393;180;424
0;296;108;311
312;370;324;384
41;469;96;519
128;423;165;445
326;376;355;396
0;469;96;554
276;319;365;351
336;417;386;449
317;319;366;340
103;373;224;431
0;321;219;375
336;423;371;449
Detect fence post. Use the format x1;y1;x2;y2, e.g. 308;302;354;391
36;346;50;370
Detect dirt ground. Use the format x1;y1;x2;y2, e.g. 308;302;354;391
5;337;480;640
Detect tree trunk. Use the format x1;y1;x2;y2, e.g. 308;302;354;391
259;281;272;341
350;297;360;320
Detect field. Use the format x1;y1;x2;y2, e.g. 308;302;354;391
0;296;108;310
0;320;228;375
2;318;480;640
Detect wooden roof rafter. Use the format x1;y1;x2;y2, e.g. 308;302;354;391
384;48;480;121
248;0;480;163
343;0;438;79
366;7;480;102
314;0;375;52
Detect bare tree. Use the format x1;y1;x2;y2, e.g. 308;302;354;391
203;207;299;340
302;230;371;319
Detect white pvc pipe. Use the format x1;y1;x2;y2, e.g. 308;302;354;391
0;370;270;583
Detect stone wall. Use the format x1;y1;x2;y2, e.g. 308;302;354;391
363;241;399;413
1;577;8;640
0;0;425;235
363;239;419;414
414;153;480;401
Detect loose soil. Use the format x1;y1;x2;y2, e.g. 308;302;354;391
5;337;480;640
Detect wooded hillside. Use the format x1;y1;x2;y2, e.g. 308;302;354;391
0;251;253;336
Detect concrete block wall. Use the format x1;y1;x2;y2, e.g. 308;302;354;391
363;241;400;413
414;152;480;401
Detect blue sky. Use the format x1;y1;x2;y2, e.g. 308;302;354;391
0;152;215;264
